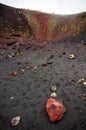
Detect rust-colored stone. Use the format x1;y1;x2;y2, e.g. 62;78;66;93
11;71;19;76
46;98;66;121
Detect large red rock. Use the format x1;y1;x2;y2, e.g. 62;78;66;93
46;98;66;121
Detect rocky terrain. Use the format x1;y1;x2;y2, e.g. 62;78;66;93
0;3;86;130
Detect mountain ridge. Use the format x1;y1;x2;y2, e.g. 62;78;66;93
0;3;86;41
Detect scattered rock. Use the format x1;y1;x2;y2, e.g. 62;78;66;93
21;69;25;72
41;61;53;67
50;86;57;92
83;82;86;86
77;78;86;85
19;51;24;56
8;55;12;58
77;78;85;83
11;116;21;126
79;94;86;99
68;54;75;59
11;71;19;76
48;48;53;51
11;53;15;57
13;51;23;57
26;66;31;70
10;96;14;100
50;92;57;98
33;66;37;69
47;61;54;65
41;63;48;66
46;98;66;121
16;53;20;56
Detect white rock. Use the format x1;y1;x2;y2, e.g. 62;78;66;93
10;96;14;100
11;116;21;126
77;78;85;83
83;82;86;86
50;86;57;92
21;69;25;72
33;66;37;69
50;92;57;98
68;54;75;59
8;55;12;58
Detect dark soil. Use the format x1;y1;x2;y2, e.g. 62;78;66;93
0;37;86;130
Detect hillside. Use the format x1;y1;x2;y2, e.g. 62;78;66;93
0;3;86;41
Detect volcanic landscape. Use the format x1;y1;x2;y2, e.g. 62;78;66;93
0;3;86;130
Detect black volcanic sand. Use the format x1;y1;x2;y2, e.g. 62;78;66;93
0;39;86;130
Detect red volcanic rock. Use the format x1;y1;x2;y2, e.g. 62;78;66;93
46;98;66;121
11;71;19;76
35;14;50;40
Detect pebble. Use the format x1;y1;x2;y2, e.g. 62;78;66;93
83;82;86;86
8;55;12;58
50;92;57;98
10;96;14;100
77;78;85;83
11;116;21;126
41;63;48;66
68;54;75;59
50;86;57;92
79;94;86;99
11;71;19;76
21;69;25;72
33;66;37;69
